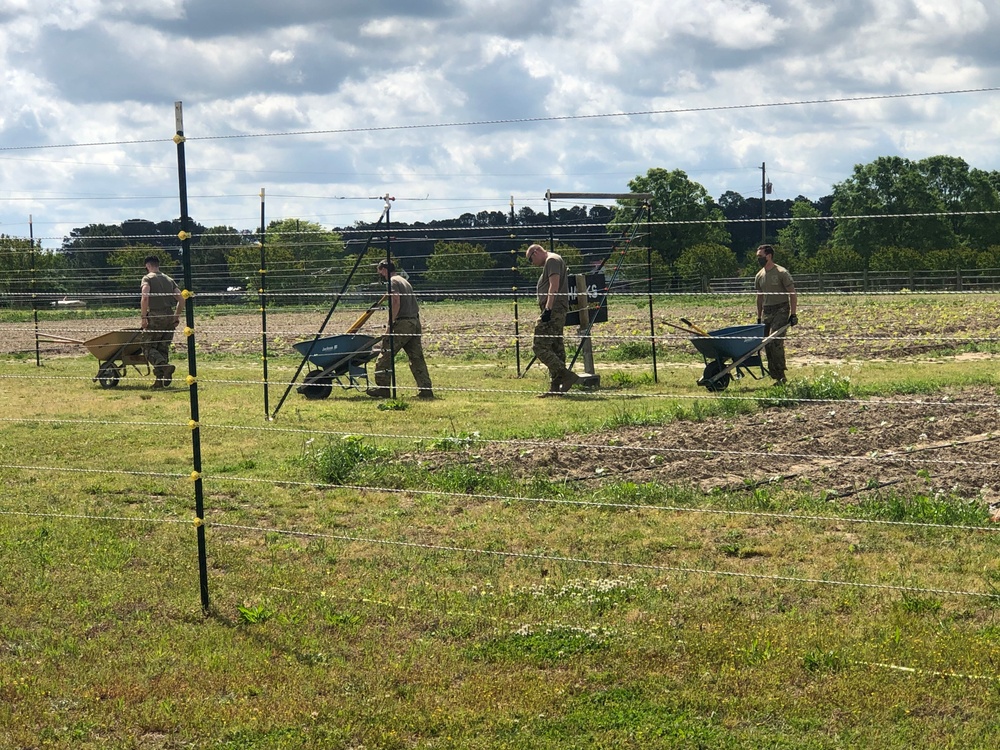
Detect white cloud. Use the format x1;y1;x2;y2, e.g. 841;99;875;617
0;0;998;244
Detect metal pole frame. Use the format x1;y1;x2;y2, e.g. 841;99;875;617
258;188;269;418
567;203;648;371
383;195;397;399
517;190;655;378
173;101;210;613
30;216;40;367
645;202;657;382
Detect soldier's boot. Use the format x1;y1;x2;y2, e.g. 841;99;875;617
152;365;174;389
160;364;175;387
537;378;562;398
557;369;581;393
416;388;435;400
366;386;391;399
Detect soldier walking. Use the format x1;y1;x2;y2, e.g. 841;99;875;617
754;244;798;383
140;255;184;389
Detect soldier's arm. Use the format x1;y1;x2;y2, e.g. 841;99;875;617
140;280;151;328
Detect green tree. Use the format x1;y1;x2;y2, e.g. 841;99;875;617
227;219;345;305
798;244;865;274
424;241;495;290
196;226;252;293
869;246;926;272
107;245;178;295
611;244;671;285
919;155;1000;251
975;245;1000;269
923;246;977;271
0;236;69;305
675;243;739;281
60;224;127;272
614;168;731;266
831;156;957;260
776;200;825;264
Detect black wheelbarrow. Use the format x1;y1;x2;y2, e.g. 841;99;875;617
689;323;788;392
293;333;379;400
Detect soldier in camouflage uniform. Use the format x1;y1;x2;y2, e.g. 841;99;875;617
526;243;580;397
754;244;798;383
367;259;434;399
140;255;185;389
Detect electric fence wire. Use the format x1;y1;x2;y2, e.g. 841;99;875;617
1;86;997;153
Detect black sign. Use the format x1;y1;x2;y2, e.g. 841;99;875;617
566;273;608;327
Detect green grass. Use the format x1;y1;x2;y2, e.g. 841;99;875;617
3;296;1000;748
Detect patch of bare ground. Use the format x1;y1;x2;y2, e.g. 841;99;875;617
410;386;1000;504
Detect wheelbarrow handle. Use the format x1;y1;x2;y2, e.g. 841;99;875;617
37;334;86;344
346;293;388;333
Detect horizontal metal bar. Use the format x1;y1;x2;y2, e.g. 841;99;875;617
545;191;654;201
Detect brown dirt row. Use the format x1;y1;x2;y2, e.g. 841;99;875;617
409;386;1000;505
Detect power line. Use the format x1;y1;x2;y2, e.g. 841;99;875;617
0;87;996;153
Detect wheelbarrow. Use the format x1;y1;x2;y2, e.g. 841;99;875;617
293;333;379;399
687;323;789;392
85;329;151;388
36;329;153;388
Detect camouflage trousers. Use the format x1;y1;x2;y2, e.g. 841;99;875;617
532;310;569;382
374;318;432;391
142;315;178;368
762;304;789;381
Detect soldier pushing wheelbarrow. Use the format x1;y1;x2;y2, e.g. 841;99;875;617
140;255;185;389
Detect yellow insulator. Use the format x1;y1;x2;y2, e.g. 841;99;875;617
172;134;185;144
181;289;194;299
178;230;191;241
190;471;201;481
183;326;194;337
193;517;204;527
186;375;197;386
188;419;199;430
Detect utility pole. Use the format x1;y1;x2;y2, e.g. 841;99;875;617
760;162;772;244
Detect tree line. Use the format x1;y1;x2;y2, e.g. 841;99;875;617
2;154;999;303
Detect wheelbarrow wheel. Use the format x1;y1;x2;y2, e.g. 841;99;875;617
701;360;731;392
96;362;123;389
301;370;333;400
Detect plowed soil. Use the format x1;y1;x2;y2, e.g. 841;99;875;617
411;386;1000;505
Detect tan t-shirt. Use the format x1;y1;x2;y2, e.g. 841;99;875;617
754;264;795;308
142;272;180;316
390;275;419;319
535;253;569;313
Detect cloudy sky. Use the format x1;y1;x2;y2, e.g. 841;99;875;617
1;0;999;247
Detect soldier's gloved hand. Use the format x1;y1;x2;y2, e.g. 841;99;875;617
788;313;798;326
541;308;552;323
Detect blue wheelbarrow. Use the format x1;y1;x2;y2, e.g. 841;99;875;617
293;333;379;399
688;323;788;392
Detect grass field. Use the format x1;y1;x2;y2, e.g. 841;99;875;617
2;293;1000;749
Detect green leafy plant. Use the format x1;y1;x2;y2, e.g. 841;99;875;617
237;604;275;624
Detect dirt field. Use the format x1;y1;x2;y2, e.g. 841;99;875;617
407;385;1000;506
7;306;999;506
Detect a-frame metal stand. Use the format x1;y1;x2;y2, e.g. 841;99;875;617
541;190;655;385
